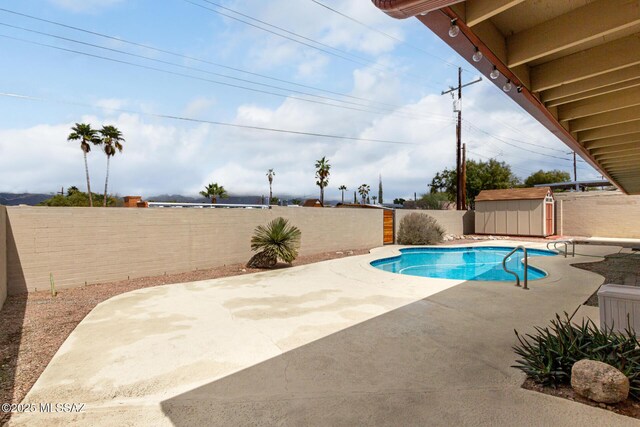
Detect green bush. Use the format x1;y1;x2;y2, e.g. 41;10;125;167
39;191;118;207
512;308;640;398
396;213;444;245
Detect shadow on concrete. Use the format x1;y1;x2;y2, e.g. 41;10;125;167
159;279;551;426
0;217;28;424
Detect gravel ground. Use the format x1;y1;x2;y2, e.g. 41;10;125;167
0;248;369;425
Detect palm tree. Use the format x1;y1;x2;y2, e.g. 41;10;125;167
266;169;275;204
99;125;125;207
338;185;347;204
358;184;370;204
67;123;100;207
315;157;331;206
372;195;378;204
200;182;228;204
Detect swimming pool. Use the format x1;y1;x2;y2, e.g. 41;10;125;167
371;246;556;281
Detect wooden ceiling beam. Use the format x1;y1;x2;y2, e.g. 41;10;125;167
599;156;640;167
558;86;640;121
589;141;640;156
594;149;640;161
585;133;640;149
579;120;640;142
466;0;525;26
571;105;640;132
508;0;640;68
546;78;640;108
541;65;640;102
530;35;640;92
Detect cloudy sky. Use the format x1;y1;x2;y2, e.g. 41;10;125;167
0;0;599;200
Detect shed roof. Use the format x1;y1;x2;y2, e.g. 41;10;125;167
475;187;551;202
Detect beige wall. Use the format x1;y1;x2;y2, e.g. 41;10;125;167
555;192;640;238
6;206;382;295
0;206;6;310
395;210;474;237
475;200;546;236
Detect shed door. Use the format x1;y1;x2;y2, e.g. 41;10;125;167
383;210;394;244
545;202;554;236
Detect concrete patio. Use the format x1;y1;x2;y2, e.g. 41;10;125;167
10;242;640;426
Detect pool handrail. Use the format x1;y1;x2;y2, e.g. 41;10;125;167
546;239;575;258
502;246;528;290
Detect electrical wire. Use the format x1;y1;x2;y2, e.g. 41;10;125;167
182;0;443;90
308;0;473;73
0;91;419;145
0;32;455;124
0;7;432;113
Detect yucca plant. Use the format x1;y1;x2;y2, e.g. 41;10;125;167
512;308;640;398
247;217;301;268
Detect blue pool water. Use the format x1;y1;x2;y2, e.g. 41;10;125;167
371;247;556;281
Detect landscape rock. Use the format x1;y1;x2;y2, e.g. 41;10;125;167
571;359;629;404
246;251;277;269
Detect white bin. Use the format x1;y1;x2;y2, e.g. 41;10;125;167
598;284;640;334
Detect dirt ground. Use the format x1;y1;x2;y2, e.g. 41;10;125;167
572;251;640;306
524;378;640;419
0;248;370;425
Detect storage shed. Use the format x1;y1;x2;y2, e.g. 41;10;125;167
475;187;555;237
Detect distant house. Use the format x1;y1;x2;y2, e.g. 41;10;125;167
302;199;323;207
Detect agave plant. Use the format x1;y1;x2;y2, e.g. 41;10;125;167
247;217;301;268
512;308;640;398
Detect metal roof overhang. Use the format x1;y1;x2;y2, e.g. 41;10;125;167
372;0;640;194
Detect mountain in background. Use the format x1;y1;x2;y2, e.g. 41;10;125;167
0;192;53;206
0;192;340;206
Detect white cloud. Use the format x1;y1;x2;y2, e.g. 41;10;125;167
48;0;123;13
183;97;216;117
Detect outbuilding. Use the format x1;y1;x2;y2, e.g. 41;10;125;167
475;187;555;237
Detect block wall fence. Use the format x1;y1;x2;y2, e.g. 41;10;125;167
4;206;385;297
555;192;640;239
0;206;6;309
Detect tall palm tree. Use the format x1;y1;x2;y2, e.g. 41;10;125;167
67;123;100;207
315;157;331;206
200;182;228;204
338;185;347;204
358;184;370;204
266;169;275;204
100;125;125;207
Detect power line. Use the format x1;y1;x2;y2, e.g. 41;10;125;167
308;0;473;73
183;0;442;90
0;33;454;124
0;91;418;145
0;7;430;113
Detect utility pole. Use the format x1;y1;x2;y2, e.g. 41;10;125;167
573;151;578;191
462;143;467;209
442;67;481;210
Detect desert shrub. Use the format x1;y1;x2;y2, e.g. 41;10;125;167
248;217;301;267
512;308;640;398
396;213;444;245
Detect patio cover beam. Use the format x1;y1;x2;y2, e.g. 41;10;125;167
530;35;640;92
541;65;640;103
558;86;640;121
584;133;640;150
579;120;640;142
507;0;640;68
545;78;640;108
570;105;640;132
594;149;640;161
589;141;640;156
466;0;524;27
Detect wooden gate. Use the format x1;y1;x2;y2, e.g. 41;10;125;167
383;210;394;244
545;203;554;236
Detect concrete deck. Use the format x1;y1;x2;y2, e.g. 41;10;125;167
10;242;640;426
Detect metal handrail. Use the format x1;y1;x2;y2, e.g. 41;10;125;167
502;245;528;290
546;239;575;258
